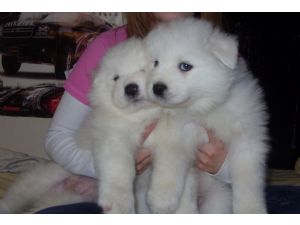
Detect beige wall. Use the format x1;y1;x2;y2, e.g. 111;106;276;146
0;116;50;159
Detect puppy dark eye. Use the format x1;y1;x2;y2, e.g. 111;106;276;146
178;62;193;72
113;75;120;81
154;60;159;67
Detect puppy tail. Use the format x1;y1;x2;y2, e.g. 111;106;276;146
0;162;71;213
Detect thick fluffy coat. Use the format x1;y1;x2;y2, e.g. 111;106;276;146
88;37;160;213
144;18;269;213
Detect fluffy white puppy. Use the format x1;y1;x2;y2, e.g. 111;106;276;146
86;37;160;213
144;18;269;213
0;37;160;214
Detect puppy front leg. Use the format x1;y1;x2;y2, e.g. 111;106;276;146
94;136;136;214
146;121;205;213
175;168;198;214
230;137;268;214
146;128;191;214
135;168;152;213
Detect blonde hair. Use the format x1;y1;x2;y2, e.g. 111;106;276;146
124;12;223;38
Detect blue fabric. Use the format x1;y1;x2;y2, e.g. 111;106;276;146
266;185;300;214
35;185;300;214
35;202;102;214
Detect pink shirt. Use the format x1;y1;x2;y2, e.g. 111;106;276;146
64;25;128;105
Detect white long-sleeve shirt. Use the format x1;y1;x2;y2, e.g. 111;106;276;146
45;91;96;177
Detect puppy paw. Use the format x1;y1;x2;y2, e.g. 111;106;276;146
175;201;198;214
98;190;135;214
233;201;267;214
147;187;180;214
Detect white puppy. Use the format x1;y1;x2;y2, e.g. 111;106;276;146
144;18;269;214
82;37;161;213
0;37;160;214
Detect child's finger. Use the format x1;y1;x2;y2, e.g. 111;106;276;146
136;157;151;175
140;120;158;143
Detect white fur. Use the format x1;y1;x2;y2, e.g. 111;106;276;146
88;37;160;213
144;18;269;213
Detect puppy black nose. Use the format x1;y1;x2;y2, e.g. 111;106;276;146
125;83;139;98
153;82;168;97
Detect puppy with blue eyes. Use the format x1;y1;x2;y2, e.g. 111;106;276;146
143;18;269;214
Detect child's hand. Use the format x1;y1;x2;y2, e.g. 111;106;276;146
135;148;151;175
196;129;228;174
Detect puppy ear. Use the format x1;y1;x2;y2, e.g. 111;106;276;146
208;28;238;69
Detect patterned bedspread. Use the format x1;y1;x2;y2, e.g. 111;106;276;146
0;148;48;198
0;148;299;199
0;172;17;198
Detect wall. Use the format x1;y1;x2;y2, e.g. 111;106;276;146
0;116;50;158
